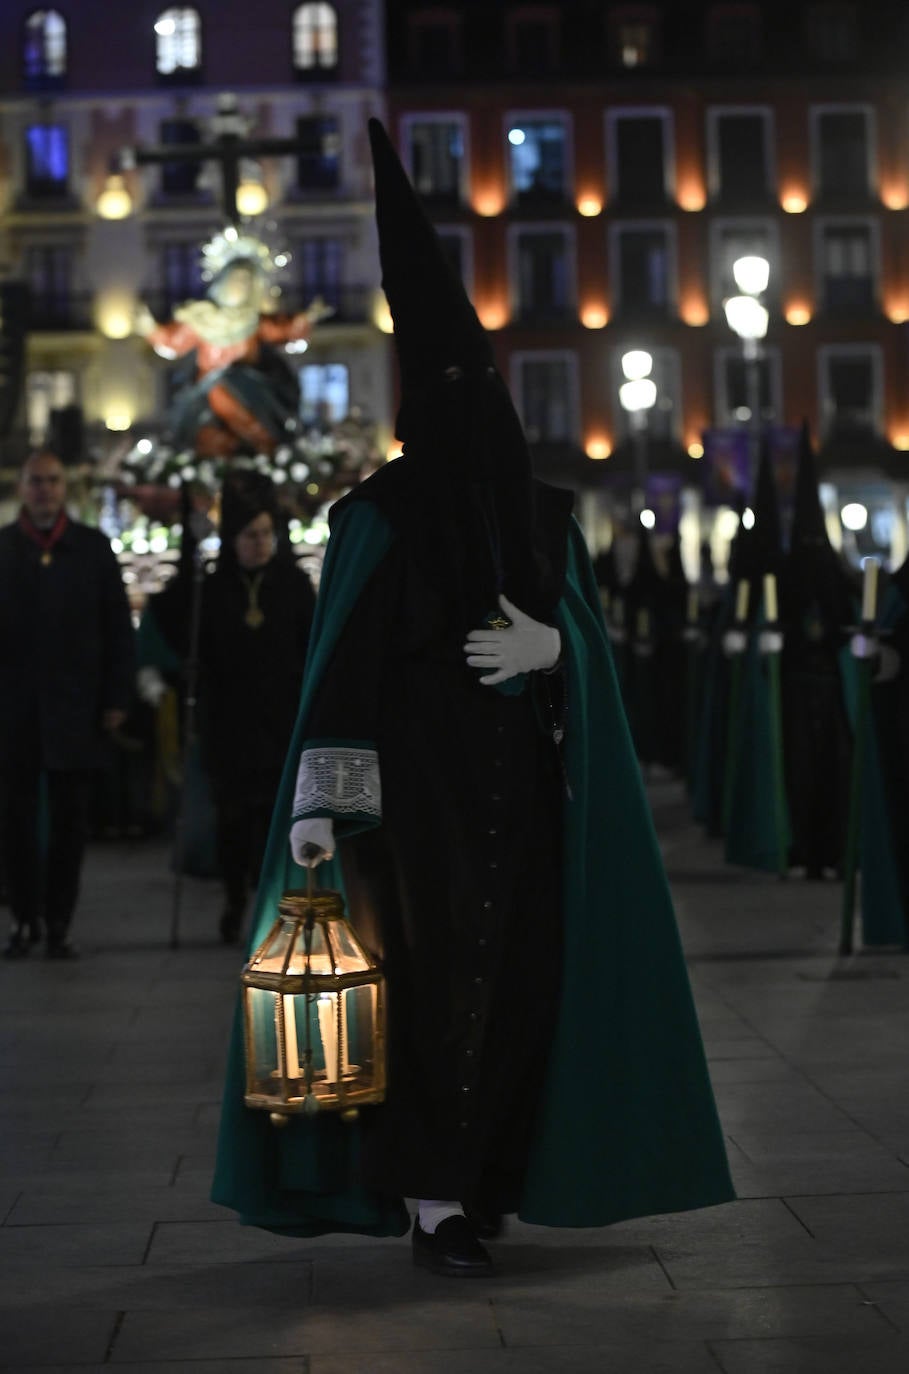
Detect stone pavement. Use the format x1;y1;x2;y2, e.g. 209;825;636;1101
2;780;909;1373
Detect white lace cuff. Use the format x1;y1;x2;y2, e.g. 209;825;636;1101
292;744;382;822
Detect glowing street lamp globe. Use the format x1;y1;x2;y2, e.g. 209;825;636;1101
621;349;653;382
724;295;769;342
732;255;770;297
619;378;657;413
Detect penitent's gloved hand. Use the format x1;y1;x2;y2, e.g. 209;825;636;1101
463;594;561;686
136;665;167;707
290;817;335;867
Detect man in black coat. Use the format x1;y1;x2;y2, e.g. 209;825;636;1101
0;451;134;958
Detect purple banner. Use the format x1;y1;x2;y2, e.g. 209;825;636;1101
702;428;750;506
645;473;683;533
765;425;800;517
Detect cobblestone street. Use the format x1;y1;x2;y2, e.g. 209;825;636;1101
2;781;909;1373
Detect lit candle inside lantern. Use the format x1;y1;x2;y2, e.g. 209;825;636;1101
862;559;879;624
763;573;778;624
317;995;338;1082
316;993;350;1082
687;589;699;624
735;581;750;623
281;995;300;1079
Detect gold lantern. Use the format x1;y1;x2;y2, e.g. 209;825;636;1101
242;885;385;1127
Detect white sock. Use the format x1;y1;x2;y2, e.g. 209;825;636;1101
418;1199;464;1234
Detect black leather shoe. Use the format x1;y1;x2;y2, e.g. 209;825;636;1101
464;1203;504;1241
45;938;80;960
412;1215;493;1277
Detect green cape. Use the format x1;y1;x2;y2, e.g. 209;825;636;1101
211;503;734;1234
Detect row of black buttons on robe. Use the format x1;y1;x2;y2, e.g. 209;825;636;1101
458;719;508;1130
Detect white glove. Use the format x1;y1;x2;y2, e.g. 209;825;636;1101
463;594;560;686
850;632;878;662
722;629;748;657
136;665;167;707
758;630;784;656
290;817;335;867
876;644;901;683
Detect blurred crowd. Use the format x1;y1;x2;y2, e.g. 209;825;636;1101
3;427;909;962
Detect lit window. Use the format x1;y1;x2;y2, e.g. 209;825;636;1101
155;8;202;75
299;363;349;425
23;9;67;82
508;118;568;203
610;7;659;68
619;22;653;66
294;3;338;69
25;125;69;197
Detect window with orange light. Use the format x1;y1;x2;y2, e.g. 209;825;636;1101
608;7;660;68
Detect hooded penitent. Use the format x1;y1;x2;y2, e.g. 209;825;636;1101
783;420;855;632
357;116;569;631
209;118;734;1239
729;439;783;621
779;422;854;876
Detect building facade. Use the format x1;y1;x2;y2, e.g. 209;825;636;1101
385;0;909;498
0;1;390;465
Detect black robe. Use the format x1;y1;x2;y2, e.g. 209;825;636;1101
198;556;316;798
296;527;565;1210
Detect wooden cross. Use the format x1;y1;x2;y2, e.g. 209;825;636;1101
121;93;310;226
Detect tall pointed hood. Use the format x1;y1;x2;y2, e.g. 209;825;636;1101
783;420;854;628
791;420;831;555
357;117;569;628
728;440;782;619
368;118;531;485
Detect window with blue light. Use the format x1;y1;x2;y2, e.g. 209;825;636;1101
25;124;69;197
507;120;567;203
299;363;349;424
23;9;67;85
155;8;202;76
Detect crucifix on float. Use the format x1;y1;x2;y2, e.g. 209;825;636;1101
120;92;314;225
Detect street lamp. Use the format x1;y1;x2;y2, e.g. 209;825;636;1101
724;254;769;483
619;348;657;496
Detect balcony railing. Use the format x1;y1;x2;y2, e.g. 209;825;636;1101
27;294;95;331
